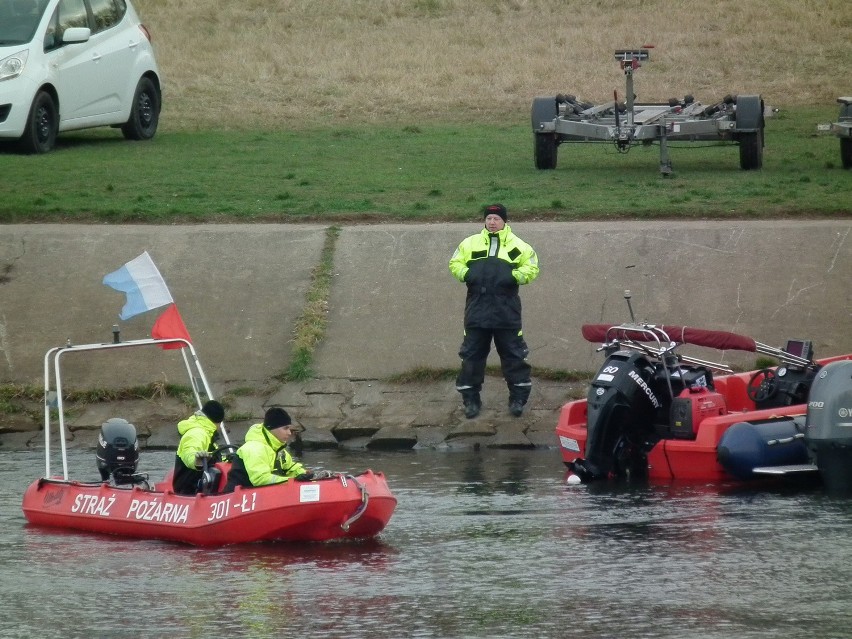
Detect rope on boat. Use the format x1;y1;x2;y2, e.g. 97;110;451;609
767;433;805;446
340;473;369;532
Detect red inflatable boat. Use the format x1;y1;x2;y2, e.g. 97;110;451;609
557;299;852;489
22;466;396;546
21;335;396;545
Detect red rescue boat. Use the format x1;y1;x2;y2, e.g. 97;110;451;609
557;293;852;490
22;467;396;546
21;334;397;545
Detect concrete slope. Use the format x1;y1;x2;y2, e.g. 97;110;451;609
0;224;326;387
1;220;851;393
316;220;852;378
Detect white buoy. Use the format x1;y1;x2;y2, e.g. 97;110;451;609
566;473;582;486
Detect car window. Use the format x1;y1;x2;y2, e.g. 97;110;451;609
89;0;126;33
0;0;50;45
43;0;88;51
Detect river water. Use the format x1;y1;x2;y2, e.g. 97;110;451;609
2;447;852;639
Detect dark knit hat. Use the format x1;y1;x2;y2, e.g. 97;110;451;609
201;400;225;424
484;203;507;221
264;407;292;430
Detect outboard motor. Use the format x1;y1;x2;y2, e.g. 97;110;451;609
96;418;141;485
571;351;663;481
805;360;852;494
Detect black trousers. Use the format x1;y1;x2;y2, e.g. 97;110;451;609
456;327;531;403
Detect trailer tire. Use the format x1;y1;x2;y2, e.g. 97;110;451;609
734;95;764;170
739;130;763;170
841;138;852;170
534;133;558;170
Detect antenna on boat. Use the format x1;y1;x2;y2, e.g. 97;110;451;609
112;324;120;344
624;289;636;323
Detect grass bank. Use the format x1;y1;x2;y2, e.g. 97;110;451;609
1;107;848;222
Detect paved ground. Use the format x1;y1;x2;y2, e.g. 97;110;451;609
1;220;851;451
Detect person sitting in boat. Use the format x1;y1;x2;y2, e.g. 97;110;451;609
172;399;225;495
223;407;313;491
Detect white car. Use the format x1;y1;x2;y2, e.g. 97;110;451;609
0;0;161;153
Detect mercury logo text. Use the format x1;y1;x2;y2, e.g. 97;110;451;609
628;370;661;408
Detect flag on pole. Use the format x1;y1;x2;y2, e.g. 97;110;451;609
103;251;173;320
104;252;193;348
151;303;192;349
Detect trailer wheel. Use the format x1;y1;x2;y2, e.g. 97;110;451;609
735;95;764;170
841;138;852;170
739;131;763;170
534;133;558;170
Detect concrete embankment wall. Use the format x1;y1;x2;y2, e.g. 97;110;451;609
1;221;850;450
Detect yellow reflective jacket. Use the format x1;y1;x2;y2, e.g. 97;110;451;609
175;412;218;469
232;423;307;487
449;224;539;329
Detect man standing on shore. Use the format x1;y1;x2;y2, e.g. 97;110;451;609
449;204;540;418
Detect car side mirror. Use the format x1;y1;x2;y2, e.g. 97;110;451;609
61;27;91;44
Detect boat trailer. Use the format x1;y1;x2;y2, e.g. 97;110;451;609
817;96;852;169
531;47;765;175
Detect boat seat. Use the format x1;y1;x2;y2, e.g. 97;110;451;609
716;374;753;412
204;462;232;494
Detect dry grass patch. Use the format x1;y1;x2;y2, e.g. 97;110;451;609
139;0;851;131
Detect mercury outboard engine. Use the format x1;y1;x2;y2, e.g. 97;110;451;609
570;351;662;481
805;360;852;494
96;418;142;485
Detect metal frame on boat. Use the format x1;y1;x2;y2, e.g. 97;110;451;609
41;335;223;481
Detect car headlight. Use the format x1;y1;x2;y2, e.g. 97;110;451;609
0;50;29;82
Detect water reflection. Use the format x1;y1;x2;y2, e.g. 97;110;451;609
456;451;532;496
4;448;852;638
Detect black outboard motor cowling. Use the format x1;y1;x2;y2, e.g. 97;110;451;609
96;417;140;484
805;360;852;493
571;351;662;481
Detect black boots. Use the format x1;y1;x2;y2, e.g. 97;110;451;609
464;398;481;419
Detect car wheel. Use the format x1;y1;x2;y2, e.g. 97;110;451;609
19;91;58;154
121;77;160;140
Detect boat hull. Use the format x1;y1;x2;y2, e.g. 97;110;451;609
557;399;808;481
22;470;396;546
557;355;852;483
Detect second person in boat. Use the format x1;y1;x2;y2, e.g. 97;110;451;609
173;399;225;495
223;407;317;491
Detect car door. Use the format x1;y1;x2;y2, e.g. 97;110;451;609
47;0;96;123
81;0;134;117
50;0;129;124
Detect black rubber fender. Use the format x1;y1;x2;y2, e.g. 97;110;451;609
734;95;764;132
531;96;558;131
